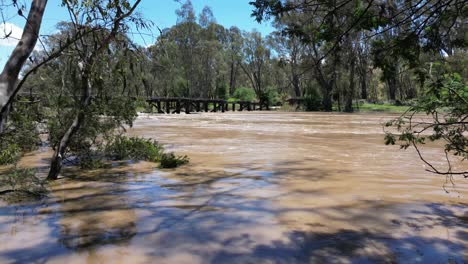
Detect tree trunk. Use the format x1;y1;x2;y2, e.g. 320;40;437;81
360;73;368;100
386;63;399;101
387;77;397;101
47;72;92;180
292;74;301;97
0;0;48;133
344;58;355;113
229;61;237;95
322;87;333;112
314;67;333;112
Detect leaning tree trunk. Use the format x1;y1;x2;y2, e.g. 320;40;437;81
47;71;92;180
0;0;48;133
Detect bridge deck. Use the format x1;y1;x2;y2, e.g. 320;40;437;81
146;97;269;114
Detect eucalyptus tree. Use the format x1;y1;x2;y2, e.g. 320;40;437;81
251;0;467;176
46;0;144;180
225;26;244;95
198;6;225;98
0;0;47;133
174;0;200;97
268;28;306;97
240;30;271;100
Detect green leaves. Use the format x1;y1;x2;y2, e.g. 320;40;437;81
384;73;467;175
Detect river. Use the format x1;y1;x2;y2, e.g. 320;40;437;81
0;112;467;263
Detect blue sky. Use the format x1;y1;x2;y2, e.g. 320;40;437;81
0;0;274;69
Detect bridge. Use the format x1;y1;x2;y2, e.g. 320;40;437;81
13;93;276;114
146;97;270;114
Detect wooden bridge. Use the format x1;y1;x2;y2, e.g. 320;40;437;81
146;97;270;114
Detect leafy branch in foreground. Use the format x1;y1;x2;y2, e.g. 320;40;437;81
385;73;467;178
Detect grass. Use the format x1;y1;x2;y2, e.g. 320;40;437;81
357;103;410;113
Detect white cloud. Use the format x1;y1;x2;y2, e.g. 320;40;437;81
0;22;23;47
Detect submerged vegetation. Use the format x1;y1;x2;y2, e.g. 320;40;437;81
0;168;48;202
160;153;190;169
104;135;189;168
105;136;164;162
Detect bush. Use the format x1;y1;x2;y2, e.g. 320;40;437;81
159;152;189;169
260;88;279;105
232;87;257;101
0;102;42;165
48;134;190;170
0;168;47;199
216;82;229;99
303;88;323;111
77;148;109;170
0;143;22;165
104;135;164;162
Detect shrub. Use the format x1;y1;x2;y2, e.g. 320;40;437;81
104;135;164;162
232;87;257;101
0;102;42;165
77;148;109;170
303;88;323;111
0;143;22;165
216;82;229;99
159;152;189;169
260;88;279;105
0;168;47;199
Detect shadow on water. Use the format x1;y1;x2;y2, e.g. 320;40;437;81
0;159;466;263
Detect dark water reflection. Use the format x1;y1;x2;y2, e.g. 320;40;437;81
0;112;467;263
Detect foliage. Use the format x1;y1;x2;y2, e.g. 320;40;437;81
0;168;48;199
0;102;41;165
47;96;138;159
104;135;164;163
385;74;467;177
232;87;257;101
104;135;189;168
261;88;279;105
159;152;190;169
251;0;467;176
216;82;229;100
0;143;21;165
303;88;323;111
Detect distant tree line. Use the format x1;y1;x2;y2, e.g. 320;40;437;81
20;0;467;114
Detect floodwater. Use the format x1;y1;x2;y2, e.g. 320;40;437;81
0;112;467;263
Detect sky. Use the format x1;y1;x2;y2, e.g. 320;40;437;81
0;0;274;69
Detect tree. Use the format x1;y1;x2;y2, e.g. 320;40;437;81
47;0;143;180
269;29;305;98
0;0;47;133
240;30;271;100
226;26;243;95
251;0;467;176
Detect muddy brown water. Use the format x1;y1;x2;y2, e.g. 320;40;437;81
0;112;467;263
